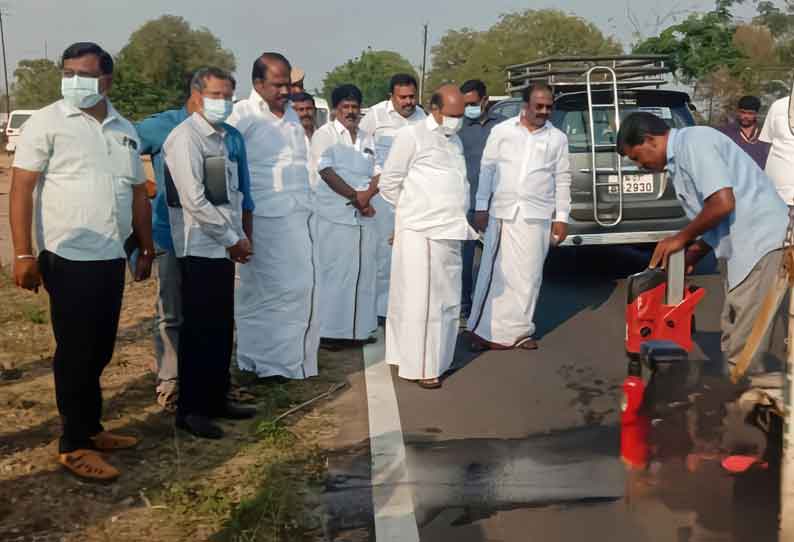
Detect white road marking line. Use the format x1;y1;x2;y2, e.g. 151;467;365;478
363;327;420;542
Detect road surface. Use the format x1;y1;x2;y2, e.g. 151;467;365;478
324;245;784;542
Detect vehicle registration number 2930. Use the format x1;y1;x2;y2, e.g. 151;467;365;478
607;174;654;194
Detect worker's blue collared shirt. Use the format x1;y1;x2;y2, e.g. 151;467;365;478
665;127;788;289
135;107;254;251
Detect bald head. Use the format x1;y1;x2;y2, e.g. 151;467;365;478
429;84;465;132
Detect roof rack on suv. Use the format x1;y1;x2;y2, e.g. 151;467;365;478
505;55;671;95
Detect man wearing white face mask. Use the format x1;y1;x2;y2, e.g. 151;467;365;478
380;84;477;389
9;42;153;482
163;67;256;440
467;83;571;352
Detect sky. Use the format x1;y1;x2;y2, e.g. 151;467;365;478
0;0;759;97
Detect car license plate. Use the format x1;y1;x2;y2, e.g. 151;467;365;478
607;174;654;194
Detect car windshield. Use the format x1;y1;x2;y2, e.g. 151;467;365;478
554;106;689;152
8;114;31;130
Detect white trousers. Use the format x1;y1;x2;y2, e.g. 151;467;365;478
372;194;394;317
316;215;378;340
235;211;320;379
467;217;550;345
385;230;462;380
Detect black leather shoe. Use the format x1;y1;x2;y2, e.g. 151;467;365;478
217;402;257;420
176;414;224;439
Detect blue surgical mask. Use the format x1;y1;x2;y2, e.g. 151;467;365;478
464;105;482;120
61;75;103;109
203;97;233;125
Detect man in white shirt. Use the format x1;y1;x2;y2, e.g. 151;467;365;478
467;83;571;351
311;84;379;347
227;53;320;380
164;67;256;440
380;84;475;389
359;74;426;321
9;42;154;482
759;95;794;204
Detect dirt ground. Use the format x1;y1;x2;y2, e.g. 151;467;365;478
0;158;368;542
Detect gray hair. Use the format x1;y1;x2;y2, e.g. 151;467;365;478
190;67;236;93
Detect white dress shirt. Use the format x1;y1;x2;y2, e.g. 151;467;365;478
13;99;145;261
163;113;243;259
228;90;311;216
760;96;794;204
359;99;426;168
311;119;378;225
380;116;475;240
476;116;572;223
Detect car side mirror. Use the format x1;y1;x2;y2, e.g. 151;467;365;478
687;102;697;113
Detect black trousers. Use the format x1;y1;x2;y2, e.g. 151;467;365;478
177;256;234;418
39;251;125;453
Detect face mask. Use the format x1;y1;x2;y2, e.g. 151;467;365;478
464;105;482;120
440;115;463;136
203;97;233;125
61;75;103;109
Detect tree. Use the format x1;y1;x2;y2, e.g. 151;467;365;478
633;11;745;83
321;49;417;108
12;59;61;109
426;9;622;98
110;15;235;120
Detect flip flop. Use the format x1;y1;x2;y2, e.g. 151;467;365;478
59;449;120;482
418;378;442;389
721;455;768;474
90;431;139;451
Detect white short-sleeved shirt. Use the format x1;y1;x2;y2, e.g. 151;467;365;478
359;99;426;168
13;99;145;261
311;120;377;225
759;96;794;204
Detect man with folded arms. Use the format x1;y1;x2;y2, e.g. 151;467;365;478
312;84;379;349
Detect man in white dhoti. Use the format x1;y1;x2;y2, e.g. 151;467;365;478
380;84;475;389
359;74;426;322
311;84;379;348
228;52;319;379
467;83;571;351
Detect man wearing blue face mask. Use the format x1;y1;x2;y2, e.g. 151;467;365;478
9;42;154;482
163;67;256;440
458;79;505;318
135;76;255;413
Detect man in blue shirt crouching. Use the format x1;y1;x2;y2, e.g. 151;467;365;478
617;112;789;382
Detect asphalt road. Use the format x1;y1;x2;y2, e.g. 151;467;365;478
326;245;785;542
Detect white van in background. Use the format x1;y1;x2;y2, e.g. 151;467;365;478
5;110;36;152
314;97;330;127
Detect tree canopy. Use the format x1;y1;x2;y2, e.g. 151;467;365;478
321;49;417;108
12;59;61;110
426;9;623;98
110;15;236;119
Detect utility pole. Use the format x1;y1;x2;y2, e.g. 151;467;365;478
420;23;428;104
0;8;10;116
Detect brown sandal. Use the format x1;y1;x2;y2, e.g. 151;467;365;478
59;449;120;482
418;378;442;389
513;338;539;351
90;431;139;451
